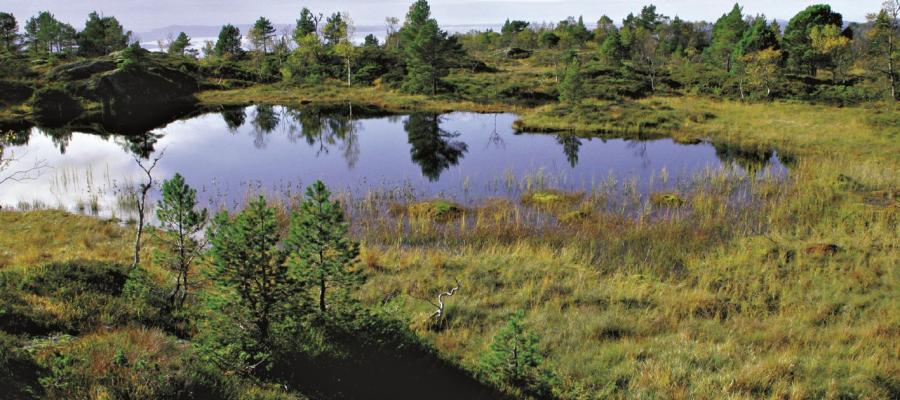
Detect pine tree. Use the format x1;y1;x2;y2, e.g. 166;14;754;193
214;24;243;58
734;17;780;60
294;7;319;46
399;0;454;95
155;173;207;309
706;3;749;72
168;32;191;56
76;11;131;57
599;28;626;66
783;4;844;75
558;56;583;105
594;15;616;43
208;196;298;343
322;12;347;46
0;13;19;54
24;11;76;56
480;310;554;397
285;181;360;313
249;17;276;53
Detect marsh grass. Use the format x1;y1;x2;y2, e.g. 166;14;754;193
0;96;897;399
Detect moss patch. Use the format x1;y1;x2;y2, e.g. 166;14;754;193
393;200;465;223
650;192;687;208
521;190;583;207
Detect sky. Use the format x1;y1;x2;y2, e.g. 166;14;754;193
3;0;886;35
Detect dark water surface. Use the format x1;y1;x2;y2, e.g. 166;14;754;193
1;106;784;216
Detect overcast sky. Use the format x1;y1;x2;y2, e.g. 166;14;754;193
3;0;885;33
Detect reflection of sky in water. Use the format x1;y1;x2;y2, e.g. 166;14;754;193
1;108;784;216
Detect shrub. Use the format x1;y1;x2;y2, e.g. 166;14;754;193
0;332;44;399
35;328;227;399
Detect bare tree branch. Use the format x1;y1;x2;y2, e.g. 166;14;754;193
0;132;50;188
131;149;166;270
409;278;461;322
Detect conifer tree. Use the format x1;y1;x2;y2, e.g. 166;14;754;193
322;12;347;46
0;13;19;54
294;7;319;45
249;17;276;53
285;181;360;313
155;173;207;309
24;11;76;56
168;32;191;56
734;17;780;59
783;4;844;75
77;11;131;57
214;24;243;58
558;55;583;105
399;0;455;95
599;29;626;66
706;3;749;72
208;196;297;343
481;310;554;397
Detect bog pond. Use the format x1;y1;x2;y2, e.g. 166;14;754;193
1;105;786;218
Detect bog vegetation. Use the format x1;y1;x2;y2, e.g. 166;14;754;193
0;0;898;399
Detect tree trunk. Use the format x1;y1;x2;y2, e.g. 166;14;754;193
319;275;327;312
130;153;162;271
346;59;352;86
889;34;897;100
131;183;150;270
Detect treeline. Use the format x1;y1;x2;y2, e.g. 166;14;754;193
1;1;897;103
193;0;478;93
0;11;130;58
461;2;899;102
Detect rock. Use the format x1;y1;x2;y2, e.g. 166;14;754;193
0;81;34;106
47;59;117;81
805;244;841;256
93;66;199;133
31;88;83;126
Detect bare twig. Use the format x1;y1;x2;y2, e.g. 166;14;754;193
131;149;165;270
0;139;50;187
416;278;461;321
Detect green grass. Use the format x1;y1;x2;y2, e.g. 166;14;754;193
197;81;522;114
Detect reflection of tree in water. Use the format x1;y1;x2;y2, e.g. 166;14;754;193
330;117;360;169
5;129;31;146
283;106;361;169
118;131;164;159
40;127;74;154
251;105;280;149
221;108;246;132
485;114;505;149
626;140;650;168
405;113;468;182
556;135;582;168
714;143;773;176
